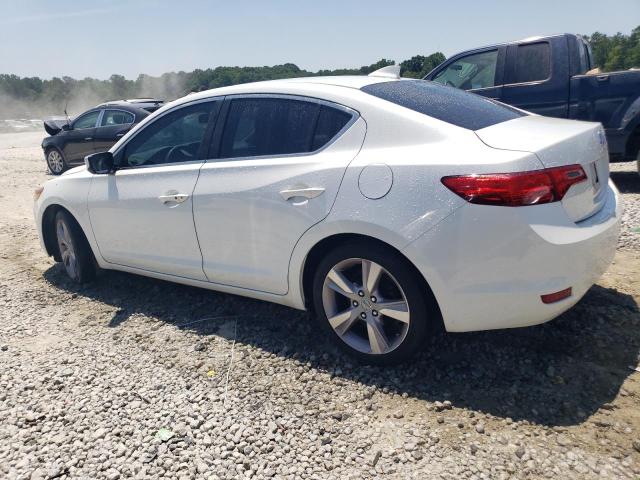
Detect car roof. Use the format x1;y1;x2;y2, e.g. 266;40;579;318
97;99;163;109
445;33;575;56
170;75;399;108
72;103;150;121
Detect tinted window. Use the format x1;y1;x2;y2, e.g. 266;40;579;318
220;98;323;159
73;111;100;129
311;106;352;151
101;110;134;126
362;80;525;131
513;42;550;83
121;102;215;167
432;50;498;90
578;40;591;73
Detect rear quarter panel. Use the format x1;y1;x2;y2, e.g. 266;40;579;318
288;98;543;308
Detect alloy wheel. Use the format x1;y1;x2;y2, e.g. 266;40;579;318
47;150;64;174
321;258;411;355
56;218;78;280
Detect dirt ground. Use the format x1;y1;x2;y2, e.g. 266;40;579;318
0;131;639;479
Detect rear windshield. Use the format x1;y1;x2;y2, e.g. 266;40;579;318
361;80;525;130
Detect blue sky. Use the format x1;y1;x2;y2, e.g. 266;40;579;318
1;0;638;79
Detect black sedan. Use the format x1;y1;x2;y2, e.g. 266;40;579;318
42;99;163;175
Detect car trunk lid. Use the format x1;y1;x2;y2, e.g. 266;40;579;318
474;115;609;222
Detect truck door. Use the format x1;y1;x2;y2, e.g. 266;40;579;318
428;47;506;101
501;38;570;118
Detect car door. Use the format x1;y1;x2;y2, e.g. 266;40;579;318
192;95;366;295
501;39;569;118
93;109;136;153
87;99;222;279
428;47;505;101
63;109;100;162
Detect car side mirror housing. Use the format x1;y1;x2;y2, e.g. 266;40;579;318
86;151;115;174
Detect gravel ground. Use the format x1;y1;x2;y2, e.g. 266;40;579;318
1;131;639;480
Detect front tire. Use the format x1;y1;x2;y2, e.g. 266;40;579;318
54;211;96;283
312;242;431;365
46;148;67;175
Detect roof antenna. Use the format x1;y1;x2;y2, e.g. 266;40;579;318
368;65;401;79
63;99;70;125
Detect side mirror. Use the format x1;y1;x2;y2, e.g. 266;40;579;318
62;123;71;131
86;151;114;174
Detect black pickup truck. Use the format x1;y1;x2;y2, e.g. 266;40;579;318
424;33;640;169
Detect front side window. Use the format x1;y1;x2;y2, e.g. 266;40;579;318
120;101;215;167
513;42;550;83
101;110;134;127
432;50;498;90
73;111;100;129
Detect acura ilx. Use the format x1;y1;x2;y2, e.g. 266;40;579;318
33;67;622;364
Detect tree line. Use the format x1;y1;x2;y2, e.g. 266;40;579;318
0;54;445;119
585;26;640;72
0;26;638;119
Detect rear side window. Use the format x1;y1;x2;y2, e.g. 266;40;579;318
312;106;352;151
219;98;352;159
513;42;550;83
101;110;134;126
361;80;525;131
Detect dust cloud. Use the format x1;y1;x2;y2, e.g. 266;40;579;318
0;72;188;132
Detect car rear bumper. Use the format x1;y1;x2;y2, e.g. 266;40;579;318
402;180;622;332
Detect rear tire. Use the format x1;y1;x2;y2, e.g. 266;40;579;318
54;210;96;283
312;242;431;365
46;148;67;175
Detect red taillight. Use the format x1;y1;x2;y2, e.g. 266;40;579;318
441;165;587;207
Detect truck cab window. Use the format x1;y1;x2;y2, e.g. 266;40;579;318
432;50;498;90
513;42;551;83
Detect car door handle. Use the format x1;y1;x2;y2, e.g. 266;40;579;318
279;187;325;201
159;193;189;205
116;133;125;138
84;137;93;141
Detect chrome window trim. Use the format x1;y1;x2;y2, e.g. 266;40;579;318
209;93;360;164
115;159;205;172
99;108;136;128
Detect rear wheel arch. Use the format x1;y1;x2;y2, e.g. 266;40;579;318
625;124;640;174
300;233;443;327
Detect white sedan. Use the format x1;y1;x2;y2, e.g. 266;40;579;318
34;67;622;364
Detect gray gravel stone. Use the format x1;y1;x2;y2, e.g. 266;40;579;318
1;133;639;480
